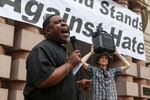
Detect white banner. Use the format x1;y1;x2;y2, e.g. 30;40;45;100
0;0;145;61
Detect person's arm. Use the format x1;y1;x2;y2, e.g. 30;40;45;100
115;50;131;70
39;50;81;88
76;79;92;89
81;45;94;70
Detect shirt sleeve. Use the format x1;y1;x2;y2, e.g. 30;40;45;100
26;46;55;87
87;64;97;76
111;67;122;78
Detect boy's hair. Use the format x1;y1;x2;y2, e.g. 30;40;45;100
95;52;113;66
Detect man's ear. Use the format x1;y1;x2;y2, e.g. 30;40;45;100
44;27;49;33
43;26;53;38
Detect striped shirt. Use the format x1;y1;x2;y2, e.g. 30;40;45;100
88;65;122;100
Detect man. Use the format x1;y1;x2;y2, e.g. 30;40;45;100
23;14;83;100
81;46;131;100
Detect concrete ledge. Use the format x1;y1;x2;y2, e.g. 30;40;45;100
11;59;26;81
0;23;14;47
0;88;8;100
13;29;44;51
0;54;11;78
137;65;150;80
117;81;138;97
118;97;134;100
124;62;137;77
8;90;23;100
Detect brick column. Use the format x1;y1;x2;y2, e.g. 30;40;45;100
0;17;13;81
114;56;138;100
129;1;148;100
12;22;41;59
0;17;13;100
9;22;43;100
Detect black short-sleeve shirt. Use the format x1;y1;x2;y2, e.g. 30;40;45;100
23;39;78;100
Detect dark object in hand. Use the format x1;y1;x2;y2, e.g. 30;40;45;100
92;28;115;54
